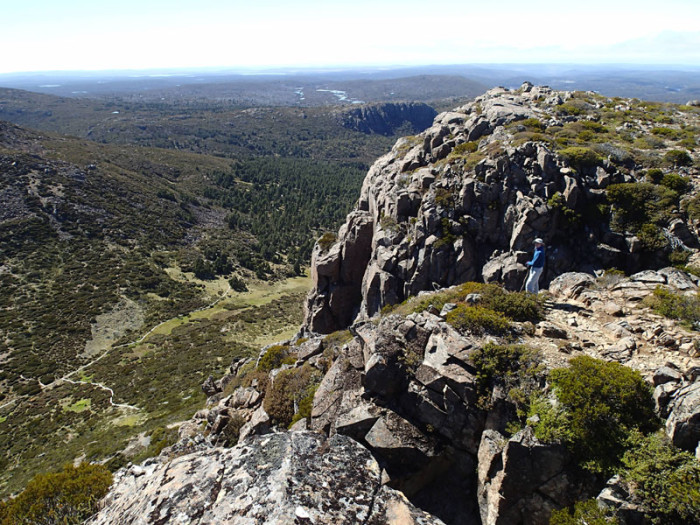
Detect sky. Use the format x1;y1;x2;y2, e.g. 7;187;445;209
2;0;700;74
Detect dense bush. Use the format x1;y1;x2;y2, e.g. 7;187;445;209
606;182;677;234
660;172;691;194
0;463;112;524
531;355;659;475
621;431;700;525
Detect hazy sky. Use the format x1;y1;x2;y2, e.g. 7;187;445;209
2;0;699;73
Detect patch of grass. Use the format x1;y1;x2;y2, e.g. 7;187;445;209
63;398;92;413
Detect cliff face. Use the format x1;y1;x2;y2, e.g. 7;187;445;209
303;83;700;334
339;102;438;135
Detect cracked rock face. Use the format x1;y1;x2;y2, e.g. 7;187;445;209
303;84;700;334
89;432;445;525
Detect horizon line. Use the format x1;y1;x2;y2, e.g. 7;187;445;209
2;62;700;77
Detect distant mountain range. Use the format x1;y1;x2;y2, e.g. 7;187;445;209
1;64;699;103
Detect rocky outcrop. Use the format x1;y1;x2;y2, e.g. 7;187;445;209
340;102;438;135
304;84;700;333
477;428;596;525
89;432;445;525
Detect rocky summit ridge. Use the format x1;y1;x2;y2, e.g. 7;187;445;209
91;85;700;524
304;82;700;333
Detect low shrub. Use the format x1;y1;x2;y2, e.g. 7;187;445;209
660;172;691;194
263;364;321;428
532;356;659;475
559;147;601;172
621;431;700;525
645;168;664;184
549;499;620;525
643;286;700;331
446;304;510;335
685;194;700;221
470;343;544;413
664;149;693;167
451;141;479;155
257;344;295;372
0;463;112;524
520;118;546;131
317;232;337;252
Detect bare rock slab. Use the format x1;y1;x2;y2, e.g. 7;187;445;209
90;432;445;525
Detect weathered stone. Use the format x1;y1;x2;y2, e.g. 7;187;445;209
597;475;646;525
653;365;683;386
238;406;271;441
477;427;595;525
536;321;568;339
89;433;446;525
548;272;595;300
666;381;700;452
201;375;220;397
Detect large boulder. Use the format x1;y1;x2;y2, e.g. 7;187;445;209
89;432;446;525
665;381;700;452
477;428;597;525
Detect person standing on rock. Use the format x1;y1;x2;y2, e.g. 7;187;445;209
525;238;545;293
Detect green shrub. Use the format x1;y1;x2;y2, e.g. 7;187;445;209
532;356;659;475
547;192;582;230
257;344;294;372
664;149;693;167
651;127;682;139
446;304;511;335
606;182;677;232
470;343;543;413
452;141;479;155
643;286;700;331
686;194;700;221
559;147;601;171
621;431;700;525
645;168;664;184
479;285;545;322
661;173;691;194
549;499;620;525
229;275;248;292
0;463;112;524
263;364;320;428
317;232;337;252
520;118;546;131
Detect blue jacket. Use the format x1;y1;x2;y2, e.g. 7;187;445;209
527;246;545;268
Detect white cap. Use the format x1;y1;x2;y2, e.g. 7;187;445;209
534;238;544;244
